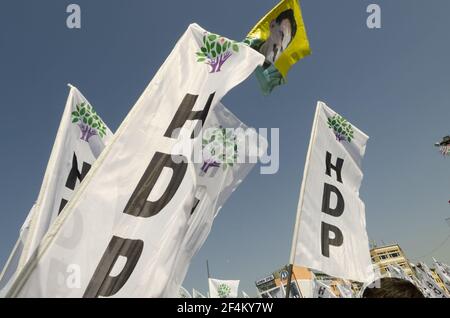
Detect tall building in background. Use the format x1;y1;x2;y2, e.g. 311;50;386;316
370;244;414;277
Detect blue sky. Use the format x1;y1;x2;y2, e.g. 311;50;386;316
0;0;449;296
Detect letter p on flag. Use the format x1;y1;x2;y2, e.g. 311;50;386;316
292;102;374;283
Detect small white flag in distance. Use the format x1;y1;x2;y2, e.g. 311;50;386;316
208;278;240;298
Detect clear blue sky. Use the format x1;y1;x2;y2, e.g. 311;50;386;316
1;0;449;296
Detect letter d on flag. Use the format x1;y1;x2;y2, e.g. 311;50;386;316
290;102;373;283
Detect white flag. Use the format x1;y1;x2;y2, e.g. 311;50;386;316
433;259;450;293
1;85;112;295
192;289;207;298
19;85;113;268
292;101;373;283
415;263;448;298
162;102;266;296
313;280;336;298
386;264;414;283
7;23;263;298
208;278;240;298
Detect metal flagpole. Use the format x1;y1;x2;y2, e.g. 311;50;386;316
285;103;321;298
206;260;211;279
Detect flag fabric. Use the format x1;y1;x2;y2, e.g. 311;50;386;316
433;259;450;292
179;286;192;298
0;205;35;293
415;263;448;298
292;101;373;283
385;264;414;283
162;102;267;297
312;280;337;298
336;282;354;298
1;85;112;296
193;289;207;298
19;85;113;270
208;278;240;298
244;0;311;94
241;291;250;298
6;24;263;298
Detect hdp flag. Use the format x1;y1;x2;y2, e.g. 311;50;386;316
6;24;263;298
244;0;311;94
292;102;373;283
0;85;112;295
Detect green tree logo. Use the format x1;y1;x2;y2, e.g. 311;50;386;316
71;102;107;142
196;33;240;73
201;127;238;173
217;283;232;298
327;115;354;143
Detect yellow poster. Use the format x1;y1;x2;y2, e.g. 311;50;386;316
244;0;311;94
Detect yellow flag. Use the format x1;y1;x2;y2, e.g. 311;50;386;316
244;0;311;94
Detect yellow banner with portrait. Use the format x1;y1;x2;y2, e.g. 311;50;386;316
244;0;311;94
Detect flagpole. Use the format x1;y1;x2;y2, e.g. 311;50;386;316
285;103;321;298
206;260;211;279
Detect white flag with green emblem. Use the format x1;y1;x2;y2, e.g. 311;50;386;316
7;23;263;298
208;278;240;298
292;101;373;283
1;85;112;295
164;102;267;297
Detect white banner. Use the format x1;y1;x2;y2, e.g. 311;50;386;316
386;264;413;283
164;102;266;296
7;23;263;298
1;86;112;295
20;85;113;268
292;101;373;283
209;278;240;298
